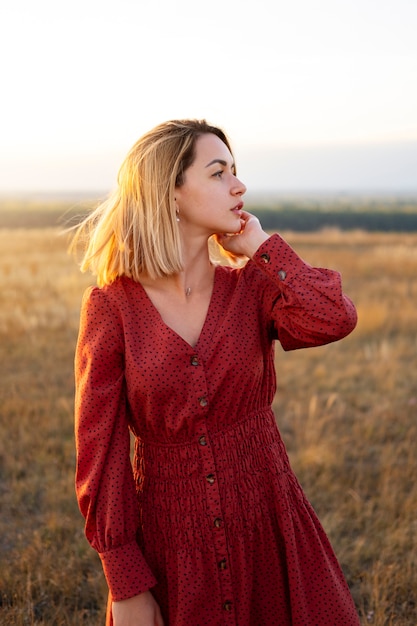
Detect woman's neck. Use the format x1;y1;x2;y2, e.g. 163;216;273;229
140;238;215;299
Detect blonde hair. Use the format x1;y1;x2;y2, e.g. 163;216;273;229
70;119;236;286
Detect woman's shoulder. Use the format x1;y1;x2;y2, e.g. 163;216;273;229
81;276;141;309
79;277;146;336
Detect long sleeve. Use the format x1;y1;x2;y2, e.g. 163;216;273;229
250;234;357;350
74;286;157;600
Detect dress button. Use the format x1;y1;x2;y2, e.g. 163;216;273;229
198;436;207;446
218;558;227;570
199;397;208;407
190;355;199;366
213;517;223;528
278;269;287;280
206;474;215;485
260;253;270;263
223;601;232;612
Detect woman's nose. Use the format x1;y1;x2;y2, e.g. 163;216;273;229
232;177;247;196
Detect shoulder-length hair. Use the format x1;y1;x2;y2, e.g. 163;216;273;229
70;119;236;286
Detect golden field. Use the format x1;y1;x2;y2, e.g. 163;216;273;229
0;219;416;624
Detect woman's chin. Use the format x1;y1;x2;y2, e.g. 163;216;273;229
223;223;244;236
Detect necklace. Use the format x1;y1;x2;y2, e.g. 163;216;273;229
185;287;192;297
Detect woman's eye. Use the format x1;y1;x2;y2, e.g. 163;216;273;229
213;171;223;178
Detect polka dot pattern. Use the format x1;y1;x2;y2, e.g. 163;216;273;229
75;234;359;625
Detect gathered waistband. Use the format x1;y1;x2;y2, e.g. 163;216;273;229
134;409;290;482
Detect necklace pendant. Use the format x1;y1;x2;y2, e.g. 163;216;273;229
185;287;192;297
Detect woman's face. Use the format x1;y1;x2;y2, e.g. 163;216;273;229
175;133;247;236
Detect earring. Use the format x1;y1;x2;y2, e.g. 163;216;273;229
176;209;180;222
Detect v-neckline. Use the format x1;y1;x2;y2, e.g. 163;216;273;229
138;265;221;351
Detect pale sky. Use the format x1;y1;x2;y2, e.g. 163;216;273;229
1;0;416;194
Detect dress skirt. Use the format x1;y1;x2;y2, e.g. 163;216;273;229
106;410;360;626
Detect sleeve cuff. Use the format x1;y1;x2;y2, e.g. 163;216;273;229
252;233;310;283
100;541;157;601
252;234;309;284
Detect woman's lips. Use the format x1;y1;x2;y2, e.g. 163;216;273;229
231;202;244;214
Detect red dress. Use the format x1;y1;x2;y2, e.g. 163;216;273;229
75;234;360;625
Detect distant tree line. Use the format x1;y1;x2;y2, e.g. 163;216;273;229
250;207;417;232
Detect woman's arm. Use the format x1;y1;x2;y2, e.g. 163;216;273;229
219;211;357;350
75;286;157;600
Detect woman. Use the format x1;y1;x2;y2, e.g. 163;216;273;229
74;119;360;626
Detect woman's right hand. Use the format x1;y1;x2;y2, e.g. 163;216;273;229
112;590;164;626
217;210;269;259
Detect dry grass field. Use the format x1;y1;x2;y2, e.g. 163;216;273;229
0;215;416;624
